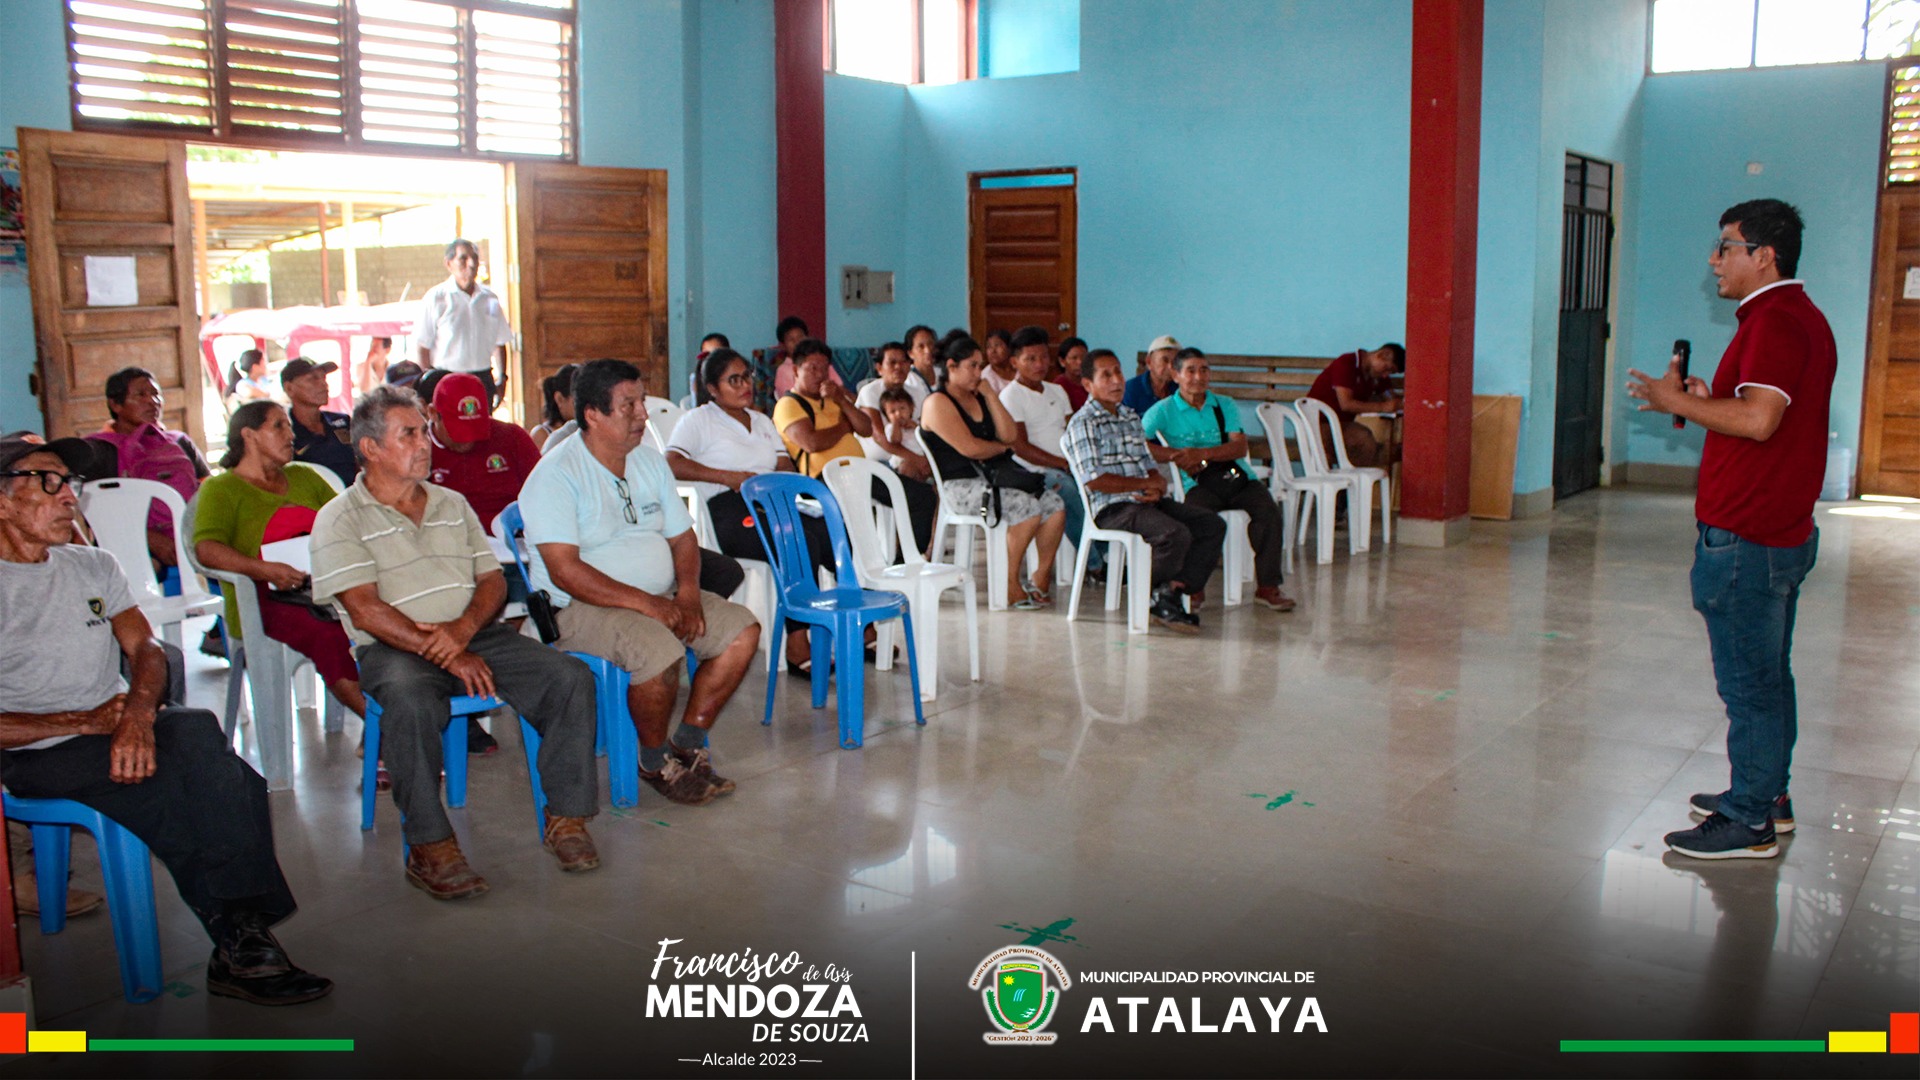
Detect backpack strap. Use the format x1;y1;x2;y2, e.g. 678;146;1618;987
781;391;817;473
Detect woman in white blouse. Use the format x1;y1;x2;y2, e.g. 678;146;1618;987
667;348;838;675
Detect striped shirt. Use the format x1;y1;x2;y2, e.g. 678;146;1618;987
310;478;502;646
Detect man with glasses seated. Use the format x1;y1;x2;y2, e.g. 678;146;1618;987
518;359;762;808
310;386;603;900
0;435;332;1005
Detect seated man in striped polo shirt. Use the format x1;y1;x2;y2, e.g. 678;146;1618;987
311;385;601;901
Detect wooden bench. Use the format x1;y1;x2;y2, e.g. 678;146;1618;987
1131;352;1404;404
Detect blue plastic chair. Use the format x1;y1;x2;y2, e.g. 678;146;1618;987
741;474;924;749
360;694;547;846
497;501;641;807
4;794;162;1004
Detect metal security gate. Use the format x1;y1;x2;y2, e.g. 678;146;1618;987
1553;154;1614;501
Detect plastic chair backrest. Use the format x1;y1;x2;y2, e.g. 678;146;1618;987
740;473;856;590
1293;397;1351;474
309;462;346;493
821;457;920;575
80;477;188;601
1256;402;1306;481
644;396;688;454
496;501;530;575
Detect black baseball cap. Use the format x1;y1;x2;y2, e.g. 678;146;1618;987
282;357;339;382
0;434;96;475
385;359;424;387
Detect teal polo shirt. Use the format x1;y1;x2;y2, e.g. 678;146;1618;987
1140;391;1254;492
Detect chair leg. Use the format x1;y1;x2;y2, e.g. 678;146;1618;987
1127;539;1150;634
443;714;470;808
595;662;639;809
900;611;925;726
28;823;72;934
908;584;937;701
94;818;163;1004
1317;494;1336;564
836;618;865;749
762;604;784;727
985;525;1010;611
519;717;548;839
1066;537;1091;622
1377;478;1393;546
964;585;981;682
222;641;247;741
1350;482;1373;554
809;626;831;710
1106;539;1125;612
360;700;383;830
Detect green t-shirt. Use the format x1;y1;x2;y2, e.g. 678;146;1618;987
1140;391;1254;492
191;464;338;633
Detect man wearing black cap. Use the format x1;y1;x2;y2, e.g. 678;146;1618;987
283;357;357;486
0;435;331;1005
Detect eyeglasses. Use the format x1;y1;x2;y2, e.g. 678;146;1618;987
1;470;84;496
1711;239;1761;259
613;476;637;524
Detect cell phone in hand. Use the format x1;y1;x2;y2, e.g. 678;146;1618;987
1672;339;1690;430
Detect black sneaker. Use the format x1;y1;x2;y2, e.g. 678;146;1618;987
671;745;735;796
1689;791;1794;833
1665;812;1778;860
1149;586;1200;635
467;716;499;756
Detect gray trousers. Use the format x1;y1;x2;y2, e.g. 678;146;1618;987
1094;498;1226;592
357;624;598;845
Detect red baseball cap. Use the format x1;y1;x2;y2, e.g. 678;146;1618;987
432;372;491;442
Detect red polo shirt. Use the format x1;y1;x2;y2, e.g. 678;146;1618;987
1307;352;1389;420
429;419;541;534
1695;282;1835;548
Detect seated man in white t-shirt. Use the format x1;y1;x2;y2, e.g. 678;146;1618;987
855;342;931;476
521;360;761;807
999;329;1094;574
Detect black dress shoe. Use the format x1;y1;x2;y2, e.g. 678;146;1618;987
206;948;333;1006
217;911;292;979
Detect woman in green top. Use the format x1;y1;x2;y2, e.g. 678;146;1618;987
193;402;366;720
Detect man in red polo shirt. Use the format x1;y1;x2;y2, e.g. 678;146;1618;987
1627;198;1834;861
1305;343;1404;467
426;372;542;755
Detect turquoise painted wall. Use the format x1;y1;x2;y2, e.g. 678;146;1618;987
697;0;779;364
980;0;1081;79
1627;64;1883;472
825;73;911;348
1474;0;1647;500
0;0;76;436
888;0;1414;378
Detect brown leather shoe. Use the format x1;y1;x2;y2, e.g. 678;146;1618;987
13;874;103;919
671;745;736;796
542;813;601;873
1254;586;1297;612
640;755;717;806
404;837;489;900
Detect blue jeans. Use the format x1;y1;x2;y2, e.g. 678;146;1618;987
1039;468;1101;572
1689;523;1818;828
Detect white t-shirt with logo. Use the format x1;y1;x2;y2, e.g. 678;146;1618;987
418;278;512;373
0;545;136;750
999;378;1073;470
662;402;788;503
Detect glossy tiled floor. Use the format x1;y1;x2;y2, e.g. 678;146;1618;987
7;489;1917;1078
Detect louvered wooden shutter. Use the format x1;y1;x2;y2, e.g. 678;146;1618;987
355;0;464;149
473;7;573;159
1888;62;1920;186
69;0;217;130
221;0;347;136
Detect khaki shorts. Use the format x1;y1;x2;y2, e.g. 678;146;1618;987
553;592;759;682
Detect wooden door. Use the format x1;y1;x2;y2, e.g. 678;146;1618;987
1860;186;1920;497
968;171;1076;343
20;129;204;445
509;163;669;420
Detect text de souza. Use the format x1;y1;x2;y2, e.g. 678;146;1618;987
645;939;868;1044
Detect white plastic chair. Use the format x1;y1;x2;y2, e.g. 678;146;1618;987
1294;397;1391;551
677;484;777;671
922;448;1018;611
78;478;221;653
821;457;979;701
1064;462;1155;635
1256;402;1350;566
644;396;689;455
1154;446;1254;607
178;474;341;792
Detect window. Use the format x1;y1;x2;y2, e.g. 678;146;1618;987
1885;60;1920;183
68;0;576;160
829;0;975;85
1650;0;1918;74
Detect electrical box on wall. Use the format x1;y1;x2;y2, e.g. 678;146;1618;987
841;265;868;309
841;266;894;309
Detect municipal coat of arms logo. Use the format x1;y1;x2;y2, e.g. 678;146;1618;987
967;946;1070;1045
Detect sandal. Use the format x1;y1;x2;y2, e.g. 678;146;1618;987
1012;594;1044;611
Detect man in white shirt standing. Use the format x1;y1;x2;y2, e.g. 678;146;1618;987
417;239;512;409
1000;325;1095;579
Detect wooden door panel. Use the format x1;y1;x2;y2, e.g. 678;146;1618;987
1861;188;1920;495
969;176;1076;343
511;162;669;422
21;129;203;445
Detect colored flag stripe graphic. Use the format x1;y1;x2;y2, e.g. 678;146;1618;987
1561;1013;1918;1054
0;1014;351;1053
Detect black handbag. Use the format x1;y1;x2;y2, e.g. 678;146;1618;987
260;578;340;623
1189;402;1255;501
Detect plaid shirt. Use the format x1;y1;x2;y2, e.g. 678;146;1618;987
1064;399;1157;515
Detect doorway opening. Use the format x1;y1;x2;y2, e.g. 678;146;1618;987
1552;153;1615;502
